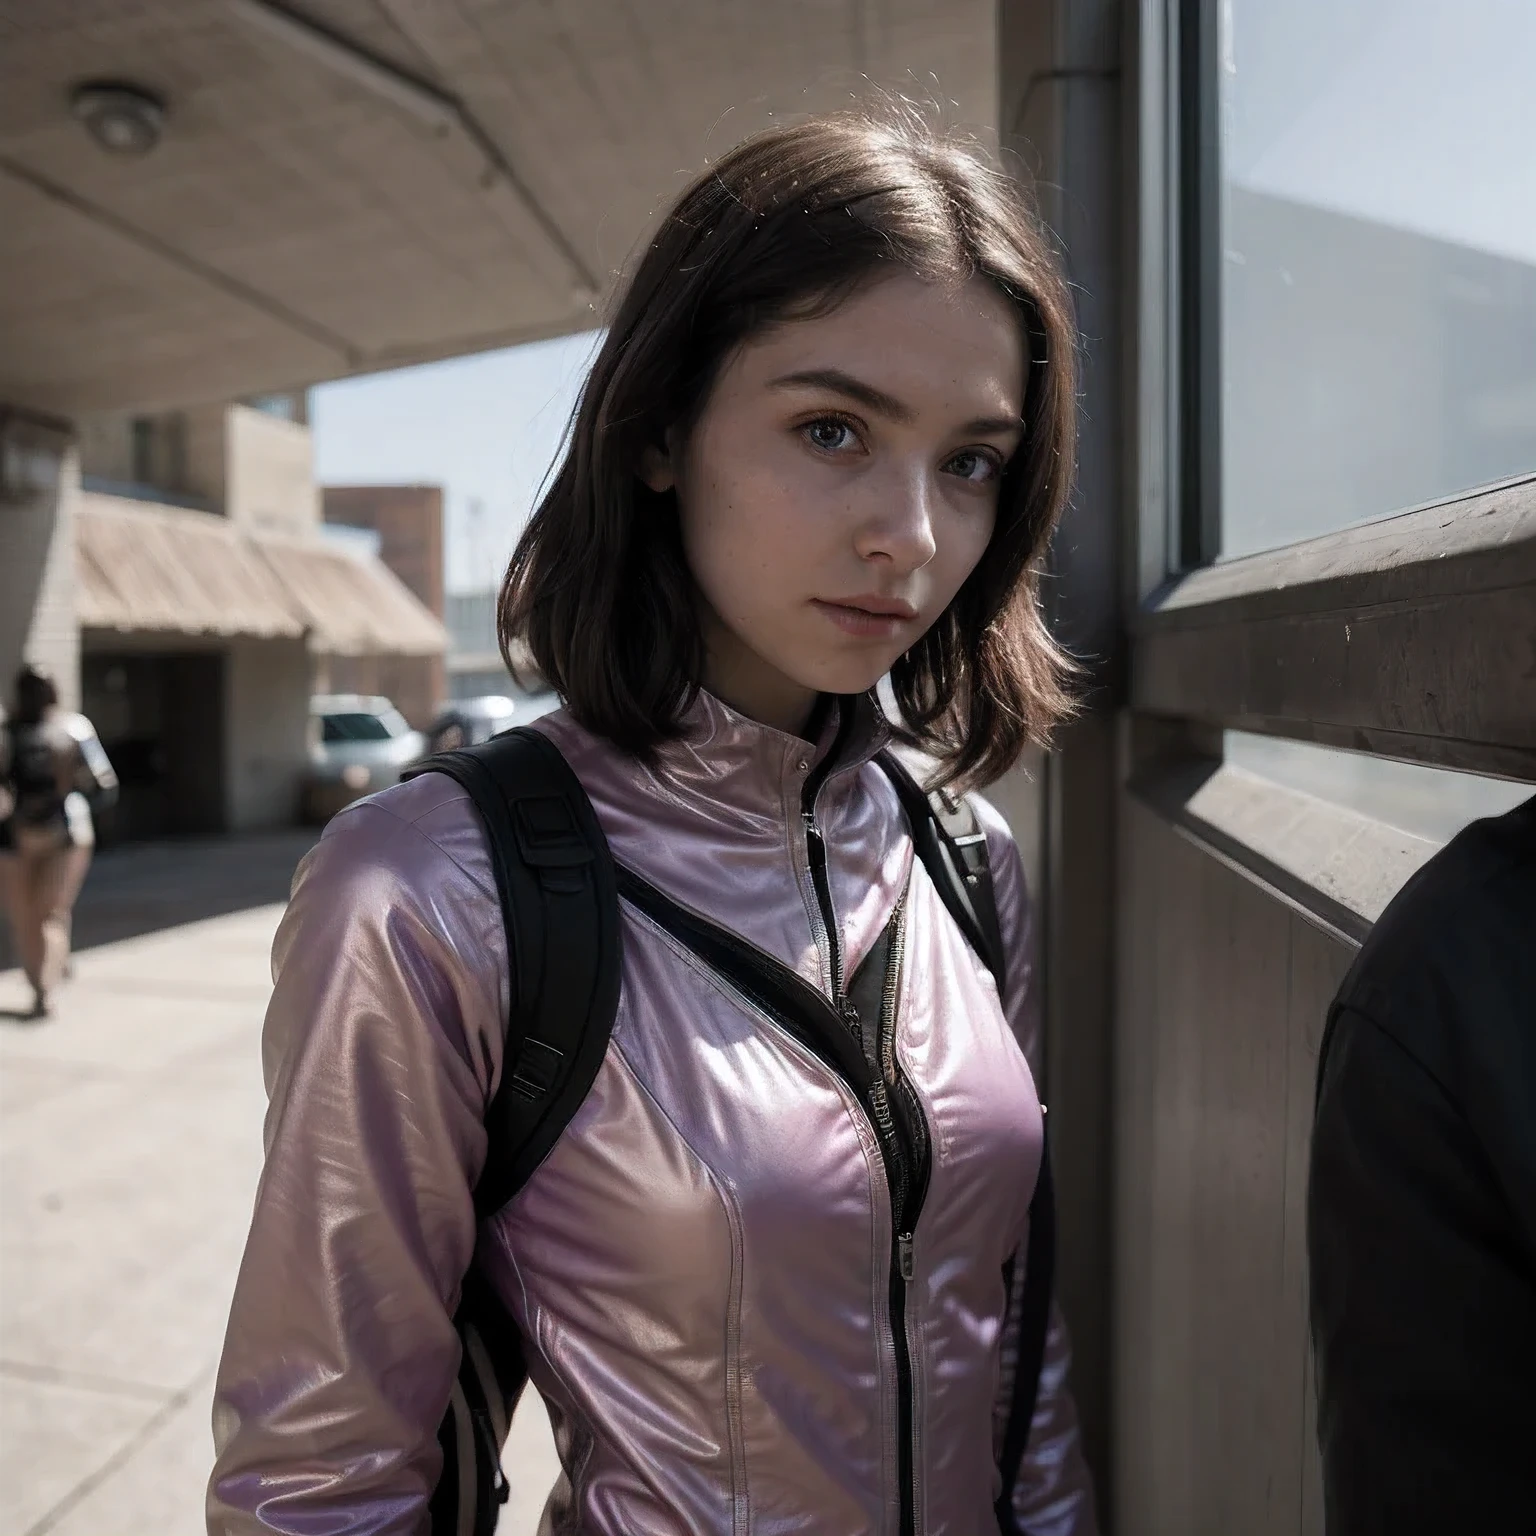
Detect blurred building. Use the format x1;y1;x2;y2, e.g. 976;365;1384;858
443;589;548;702
68;394;445;840
444;589;503;700
321;484;447;727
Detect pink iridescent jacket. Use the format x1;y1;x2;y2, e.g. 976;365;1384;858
209;691;1098;1535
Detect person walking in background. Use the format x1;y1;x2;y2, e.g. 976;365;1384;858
1309;794;1536;1532
0;665;118;1018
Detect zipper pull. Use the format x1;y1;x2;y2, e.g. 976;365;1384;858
897;1233;915;1281
838;995;861;1033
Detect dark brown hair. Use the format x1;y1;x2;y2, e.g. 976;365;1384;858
500;109;1078;788
11;666;58;727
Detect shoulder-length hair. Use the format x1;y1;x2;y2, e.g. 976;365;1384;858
501;109;1078;789
11;666;58;726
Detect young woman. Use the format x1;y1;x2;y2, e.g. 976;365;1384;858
0;666;117;1018
210;113;1098;1535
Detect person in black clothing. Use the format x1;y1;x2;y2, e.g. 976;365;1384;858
1308;793;1536;1533
0;666;117;1017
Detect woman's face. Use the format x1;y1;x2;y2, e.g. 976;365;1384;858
642;271;1026;735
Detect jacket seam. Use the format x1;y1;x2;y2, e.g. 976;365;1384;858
333;798;507;1111
788;760;835;998
619;902;890;1198
604;1035;752;1534
488;1039;746;1533
621;901;896;1529
336;792;500;905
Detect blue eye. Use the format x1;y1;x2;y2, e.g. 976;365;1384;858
803;417;860;453
945;449;1003;484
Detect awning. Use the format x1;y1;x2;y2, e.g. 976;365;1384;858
76;493;447;657
255;533;448;657
76;493;304;640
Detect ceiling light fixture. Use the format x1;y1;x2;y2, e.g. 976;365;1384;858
70;81;167;156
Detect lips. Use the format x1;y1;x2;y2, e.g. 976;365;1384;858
811;596;918;639
820;594;918;621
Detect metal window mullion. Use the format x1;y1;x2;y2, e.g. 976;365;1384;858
1175;0;1222;570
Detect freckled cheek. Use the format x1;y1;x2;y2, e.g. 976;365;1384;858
681;482;799;622
691;464;823;572
940;504;996;586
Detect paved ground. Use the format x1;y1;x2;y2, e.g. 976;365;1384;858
1;833;559;1535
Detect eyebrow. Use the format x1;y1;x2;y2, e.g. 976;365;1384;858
769;367;1023;437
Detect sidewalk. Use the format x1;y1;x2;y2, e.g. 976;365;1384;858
1;835;557;1535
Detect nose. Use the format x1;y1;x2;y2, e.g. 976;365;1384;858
853;460;938;573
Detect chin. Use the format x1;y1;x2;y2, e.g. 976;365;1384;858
795;656;896;699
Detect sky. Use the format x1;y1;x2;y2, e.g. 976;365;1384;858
1226;0;1535;264
311;329;602;595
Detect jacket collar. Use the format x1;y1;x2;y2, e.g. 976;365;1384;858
638;687;891;830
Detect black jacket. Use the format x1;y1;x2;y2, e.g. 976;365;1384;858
1308;794;1536;1534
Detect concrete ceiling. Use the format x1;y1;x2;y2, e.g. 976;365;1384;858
0;0;995;419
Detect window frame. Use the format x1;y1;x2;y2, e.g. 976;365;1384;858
1139;0;1536;765
1130;0;1536;916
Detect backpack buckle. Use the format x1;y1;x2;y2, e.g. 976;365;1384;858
507;1038;564;1101
513;795;593;869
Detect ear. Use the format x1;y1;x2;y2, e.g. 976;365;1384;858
638;433;677;493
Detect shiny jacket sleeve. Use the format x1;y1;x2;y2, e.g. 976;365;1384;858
977;798;1100;1536
208;792;508;1535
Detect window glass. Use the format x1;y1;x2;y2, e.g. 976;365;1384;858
245;392;306;423
320;712;400;743
1218;0;1536;559
1224;732;1532;846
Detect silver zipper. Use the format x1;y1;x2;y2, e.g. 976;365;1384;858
878;891;908;1082
802;805;851;1011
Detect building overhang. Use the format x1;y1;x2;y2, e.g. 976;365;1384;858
1;1;994;417
76;492;447;656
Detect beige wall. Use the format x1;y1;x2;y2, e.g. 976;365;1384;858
322;485;447;717
180;405;230;509
224;406;319;535
322;485;445;617
0;445;79;709
1113;795;1341;1536
225;636;311;832
77;403;315;530
318;652;440;731
75;415;135;485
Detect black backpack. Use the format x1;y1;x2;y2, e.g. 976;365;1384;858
409;728;1057;1536
4;719;65;827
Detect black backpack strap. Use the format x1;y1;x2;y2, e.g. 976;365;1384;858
408;727;621;1536
995;1134;1057;1533
874;749;1007;991
872;750;1055;1528
404;727;621;1218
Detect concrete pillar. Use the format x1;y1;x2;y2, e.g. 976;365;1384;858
999;0;1128;1515
225;637;312;832
0;418;81;710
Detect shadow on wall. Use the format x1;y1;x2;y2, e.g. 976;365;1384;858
0;828;319;974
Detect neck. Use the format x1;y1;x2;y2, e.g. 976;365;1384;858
697;608;820;739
